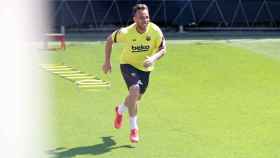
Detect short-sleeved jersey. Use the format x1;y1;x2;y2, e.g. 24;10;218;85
111;22;165;71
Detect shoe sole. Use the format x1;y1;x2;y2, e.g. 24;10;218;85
130;139;138;143
130;137;139;143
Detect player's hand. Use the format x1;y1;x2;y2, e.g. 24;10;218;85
143;56;156;68
102;61;112;74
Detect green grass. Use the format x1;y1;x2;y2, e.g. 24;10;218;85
46;41;280;158
229;39;280;60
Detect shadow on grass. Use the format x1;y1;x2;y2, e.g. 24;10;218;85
48;136;135;158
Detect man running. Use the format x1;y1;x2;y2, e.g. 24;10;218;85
102;3;166;143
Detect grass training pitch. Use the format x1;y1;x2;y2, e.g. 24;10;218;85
45;39;280;158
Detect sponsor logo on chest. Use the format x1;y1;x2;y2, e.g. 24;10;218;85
131;45;150;53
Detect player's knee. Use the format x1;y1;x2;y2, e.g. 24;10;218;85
129;85;140;98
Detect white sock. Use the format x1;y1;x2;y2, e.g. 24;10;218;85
118;103;128;114
129;116;138;130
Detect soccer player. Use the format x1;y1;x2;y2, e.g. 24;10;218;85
102;4;166;143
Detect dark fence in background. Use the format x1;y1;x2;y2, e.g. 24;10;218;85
49;0;280;32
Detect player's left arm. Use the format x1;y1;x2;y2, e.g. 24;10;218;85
144;37;166;68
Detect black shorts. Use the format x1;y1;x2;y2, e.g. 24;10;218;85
120;64;150;94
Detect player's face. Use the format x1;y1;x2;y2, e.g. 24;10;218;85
133;9;150;32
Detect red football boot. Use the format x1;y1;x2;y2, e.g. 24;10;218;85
130;128;139;143
114;106;123;129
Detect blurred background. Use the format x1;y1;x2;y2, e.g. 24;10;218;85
48;0;280;39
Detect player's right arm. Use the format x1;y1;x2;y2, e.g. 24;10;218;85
102;34;114;74
102;28;126;74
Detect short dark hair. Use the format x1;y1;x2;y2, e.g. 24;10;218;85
132;4;149;16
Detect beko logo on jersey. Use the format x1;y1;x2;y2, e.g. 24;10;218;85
131;45;150;53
